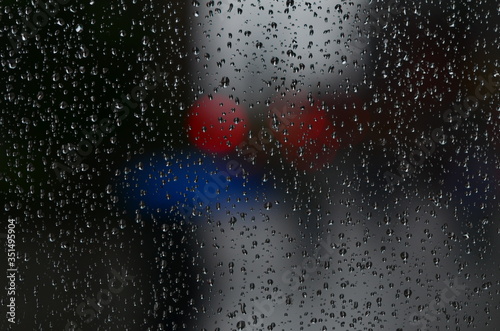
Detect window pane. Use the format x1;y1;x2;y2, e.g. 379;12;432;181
1;0;499;330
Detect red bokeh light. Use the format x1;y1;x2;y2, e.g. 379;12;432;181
268;93;340;170
186;95;249;153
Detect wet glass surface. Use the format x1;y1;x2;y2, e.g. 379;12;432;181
0;1;499;330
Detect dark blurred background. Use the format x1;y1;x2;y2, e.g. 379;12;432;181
0;0;499;330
